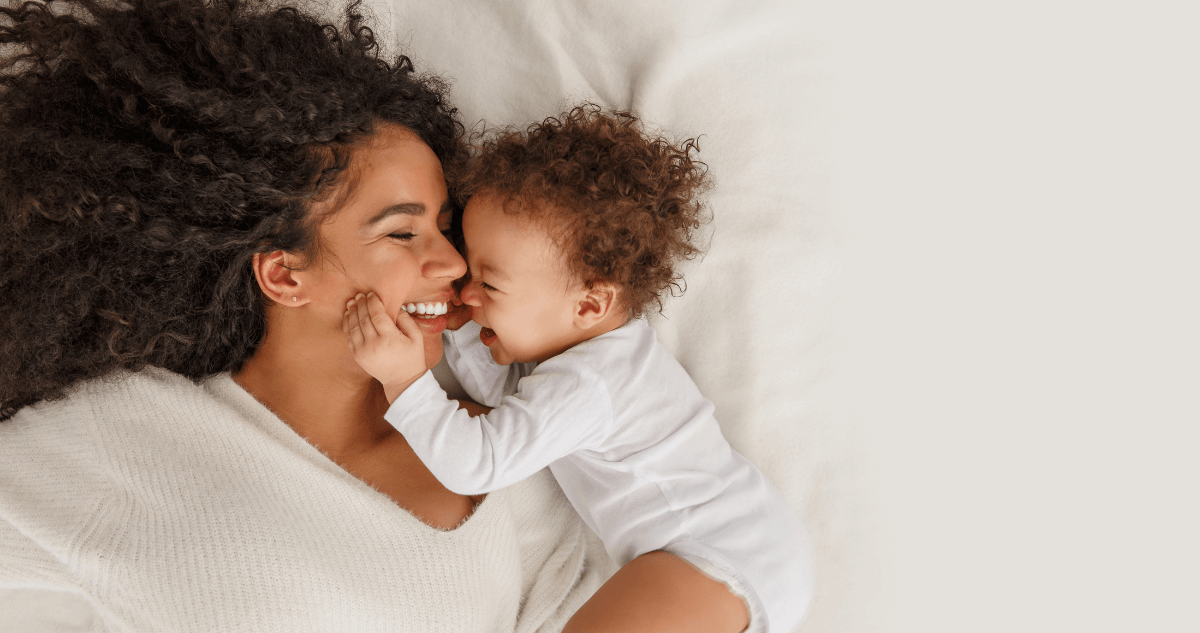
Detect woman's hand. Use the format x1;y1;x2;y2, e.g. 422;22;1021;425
343;292;426;403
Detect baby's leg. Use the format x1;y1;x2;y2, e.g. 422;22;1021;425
563;550;749;633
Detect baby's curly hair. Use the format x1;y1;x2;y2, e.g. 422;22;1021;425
0;0;465;419
457;104;710;320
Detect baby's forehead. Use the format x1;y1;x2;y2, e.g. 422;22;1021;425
463;195;578;277
464;193;563;242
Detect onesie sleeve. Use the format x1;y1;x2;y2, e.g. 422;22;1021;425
385;362;614;496
443;322;537;408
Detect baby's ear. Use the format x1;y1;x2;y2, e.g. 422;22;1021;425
574;281;621;329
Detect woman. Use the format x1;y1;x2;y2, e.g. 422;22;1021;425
0;1;750;630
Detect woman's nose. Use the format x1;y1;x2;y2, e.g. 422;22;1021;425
423;231;467;280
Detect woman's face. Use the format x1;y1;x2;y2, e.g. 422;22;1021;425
301;125;466;370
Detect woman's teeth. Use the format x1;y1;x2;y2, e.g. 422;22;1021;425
403;302;448;317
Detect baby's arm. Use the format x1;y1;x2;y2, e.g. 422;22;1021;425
564;551;748;633
386;366;610;495
343;292;426;402
341;299;607;499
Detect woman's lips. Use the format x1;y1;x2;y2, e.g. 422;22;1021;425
410;313;448;335
401;298;453;335
479;326;498;347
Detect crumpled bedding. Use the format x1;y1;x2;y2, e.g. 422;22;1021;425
371;1;864;630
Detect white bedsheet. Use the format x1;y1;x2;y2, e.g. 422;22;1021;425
370;1;867;631
372;2;1200;633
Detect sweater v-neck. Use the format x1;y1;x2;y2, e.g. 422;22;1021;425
203;371;494;535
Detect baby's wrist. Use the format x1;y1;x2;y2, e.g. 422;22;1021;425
382;374;422;404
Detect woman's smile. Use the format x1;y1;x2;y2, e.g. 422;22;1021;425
402;301;450;316
404;301;451;335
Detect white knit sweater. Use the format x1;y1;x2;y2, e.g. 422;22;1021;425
0;367;616;632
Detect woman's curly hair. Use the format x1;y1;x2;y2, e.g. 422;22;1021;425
456;104;710;320
0;0;466;420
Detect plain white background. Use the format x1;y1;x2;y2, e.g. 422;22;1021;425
833;0;1199;630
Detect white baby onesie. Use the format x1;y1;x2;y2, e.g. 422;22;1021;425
387;319;813;632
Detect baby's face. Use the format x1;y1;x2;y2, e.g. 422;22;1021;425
459;194;585;365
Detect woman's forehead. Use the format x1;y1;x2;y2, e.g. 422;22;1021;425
324;127;448;228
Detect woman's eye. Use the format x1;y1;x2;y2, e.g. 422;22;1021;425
388;232;416;241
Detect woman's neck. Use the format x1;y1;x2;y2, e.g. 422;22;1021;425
233;327;394;462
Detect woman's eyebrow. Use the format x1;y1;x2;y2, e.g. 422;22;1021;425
365;202;425;226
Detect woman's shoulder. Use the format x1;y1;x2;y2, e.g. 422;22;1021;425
0;367;226;513
0;370;188;553
6;365;209;420
0;367;170;454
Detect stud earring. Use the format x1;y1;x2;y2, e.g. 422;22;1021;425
292;296;298;302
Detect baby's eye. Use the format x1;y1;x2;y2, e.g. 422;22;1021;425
480;281;498;292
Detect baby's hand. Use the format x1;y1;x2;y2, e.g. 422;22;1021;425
343;292;425;403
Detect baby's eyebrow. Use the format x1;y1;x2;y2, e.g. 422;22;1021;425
480;263;509;281
365;202;425;226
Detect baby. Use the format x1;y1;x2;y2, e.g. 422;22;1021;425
344;106;811;632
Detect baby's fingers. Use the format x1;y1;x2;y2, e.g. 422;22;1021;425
393;306;423;342
364;292;400;336
343;299;365;349
350;292;379;340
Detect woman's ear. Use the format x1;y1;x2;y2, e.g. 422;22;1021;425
573;282;622;329
252;251;311;307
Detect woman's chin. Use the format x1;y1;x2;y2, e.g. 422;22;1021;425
421;330;445;370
